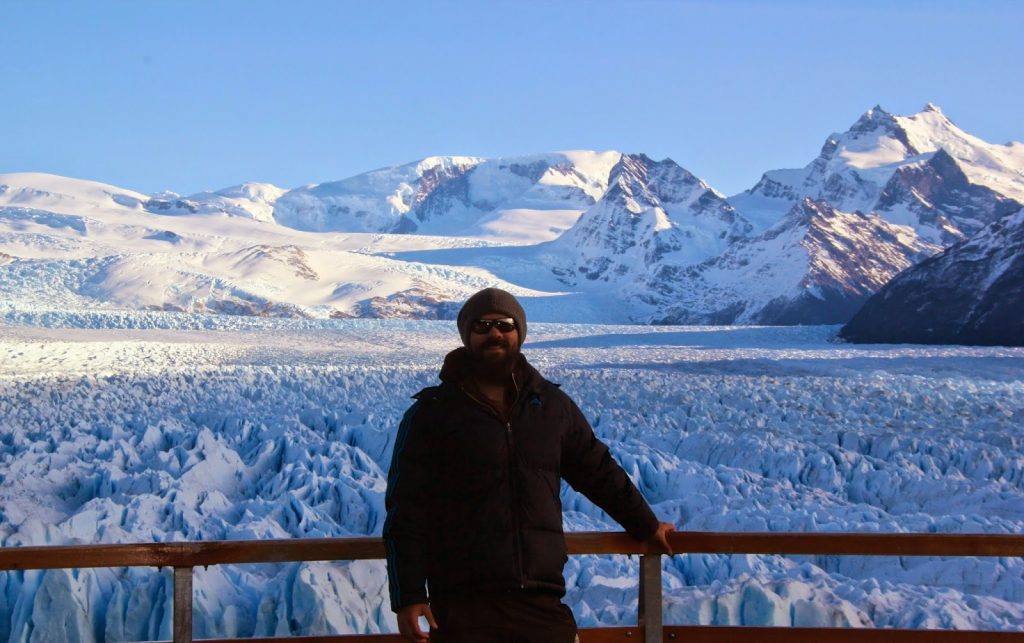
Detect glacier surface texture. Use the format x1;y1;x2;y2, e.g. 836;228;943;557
0;312;1023;638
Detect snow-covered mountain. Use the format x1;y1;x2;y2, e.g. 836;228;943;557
648;198;941;325
145;183;286;222
0;173;151;216
2;105;1021;329
840;207;1024;346
273;151;622;243
0;172;531;319
542;153;752;286
729;104;1024;244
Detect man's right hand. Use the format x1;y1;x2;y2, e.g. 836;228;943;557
397;603;437;642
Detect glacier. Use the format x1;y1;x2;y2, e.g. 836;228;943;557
0;310;1022;639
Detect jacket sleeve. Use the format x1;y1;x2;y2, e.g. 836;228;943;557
383;400;432;611
560;396;659;542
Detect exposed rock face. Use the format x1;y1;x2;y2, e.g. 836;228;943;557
401;162;477;230
729;105;1024;243
652;199;941;325
226;245;319;281
2;106;1022;326
272;156;484;233
145;183;285;222
875;149;1022;244
549;153;751;285
271;152;620;237
355;288;462;319
840;208;1024;346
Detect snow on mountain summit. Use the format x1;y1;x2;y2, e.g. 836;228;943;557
0;172;150;214
546;153;751;287
145;182;286;222
1;106;1021;330
652;198;941;325
272;152;621;241
272;156;473;233
729;104;1024;243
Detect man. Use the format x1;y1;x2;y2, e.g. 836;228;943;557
384;287;674;642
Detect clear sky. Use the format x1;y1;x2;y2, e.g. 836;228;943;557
3;0;1022;197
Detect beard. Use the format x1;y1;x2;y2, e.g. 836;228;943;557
468;335;520;384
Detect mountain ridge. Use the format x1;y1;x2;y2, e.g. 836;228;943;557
840;206;1024;346
2;105;1021;334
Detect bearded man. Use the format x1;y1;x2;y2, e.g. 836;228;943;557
383;287;673;642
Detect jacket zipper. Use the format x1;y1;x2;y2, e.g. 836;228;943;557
505;419;525;587
461;377;527;588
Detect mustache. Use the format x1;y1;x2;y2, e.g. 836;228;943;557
481;337;510;349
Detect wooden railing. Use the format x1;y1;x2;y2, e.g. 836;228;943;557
1;531;1023;642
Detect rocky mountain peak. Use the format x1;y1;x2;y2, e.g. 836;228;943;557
605;154;703;207
851;105;895;132
3;105;1020;333
847;105;917;156
549;154;750;287
788;197;831;225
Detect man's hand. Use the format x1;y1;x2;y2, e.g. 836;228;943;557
397;603;437;642
647;522;675;554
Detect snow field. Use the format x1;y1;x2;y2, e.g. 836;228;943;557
0;315;1022;638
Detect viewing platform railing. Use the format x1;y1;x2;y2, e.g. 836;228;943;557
1;531;1023;642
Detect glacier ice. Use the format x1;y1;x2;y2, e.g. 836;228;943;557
0;312;1022;637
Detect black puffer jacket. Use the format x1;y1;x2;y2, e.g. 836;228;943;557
383;349;659;610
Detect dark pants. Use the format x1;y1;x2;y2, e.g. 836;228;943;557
429;591;578;643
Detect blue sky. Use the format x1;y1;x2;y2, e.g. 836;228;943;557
3;0;1022;196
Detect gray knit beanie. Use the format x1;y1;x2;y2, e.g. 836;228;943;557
457;288;527;347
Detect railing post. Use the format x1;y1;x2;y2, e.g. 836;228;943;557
173;566;193;643
638;554;662;643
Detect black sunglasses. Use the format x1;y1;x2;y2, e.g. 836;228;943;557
470;318;517;334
